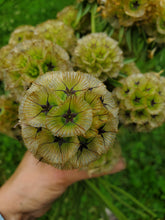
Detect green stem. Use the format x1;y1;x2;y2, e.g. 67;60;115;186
100;180;147;218
107;182;157;218
85;180;128;220
91;3;97;33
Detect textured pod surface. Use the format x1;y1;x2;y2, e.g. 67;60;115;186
0;95;21;139
87;141;122;175
57;6;78;27
34;20;77;54
4;39;72;102
113;72;165;132
101;0;160;27
19;71;119;169
9;25;35;45
120;62;140;77
72;33;123;80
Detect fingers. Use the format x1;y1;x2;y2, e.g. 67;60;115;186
62;157;126;186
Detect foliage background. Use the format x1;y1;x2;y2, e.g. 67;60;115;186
0;0;165;219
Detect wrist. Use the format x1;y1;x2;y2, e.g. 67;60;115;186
0;183;27;220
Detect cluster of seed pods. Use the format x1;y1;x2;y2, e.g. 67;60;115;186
19;71;119;169
113;72;165;131
100;0;165;43
0;1;165;171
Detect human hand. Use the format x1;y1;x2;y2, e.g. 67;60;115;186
0;151;125;220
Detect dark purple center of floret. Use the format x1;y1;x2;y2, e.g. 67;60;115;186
133;1;140;8
53;136;66;147
135;81;140;85
62;107;78;123
151;99;156;106
18;37;22;41
125;89;130;94
98;125;106;135
36;127;42;133
46;62;55;71
40;100;53;115
134;96;141;103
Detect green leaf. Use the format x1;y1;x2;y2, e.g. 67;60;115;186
119;26;124;44
126;28;132;52
123;57;136;64
86;180;128;220
107;78;122;87
82;3;91;16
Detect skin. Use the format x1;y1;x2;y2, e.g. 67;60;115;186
0;151;125;220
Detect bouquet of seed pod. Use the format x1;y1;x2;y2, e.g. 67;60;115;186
0;0;165;172
0;1;165;218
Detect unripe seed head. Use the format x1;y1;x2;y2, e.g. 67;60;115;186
9;25;35;45
34;20;77;54
113;72;165;131
4;39;72;102
72;33;123;80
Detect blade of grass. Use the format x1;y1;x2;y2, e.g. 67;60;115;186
99;179;148;219
107;182;157;218
85;180;128;220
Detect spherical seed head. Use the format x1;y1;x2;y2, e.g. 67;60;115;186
4;39;72;102
113;72;165;132
57;6;78;27
19;71;119;169
9;25;35;45
72;33;123;80
0;95;20;138
34;20;77;54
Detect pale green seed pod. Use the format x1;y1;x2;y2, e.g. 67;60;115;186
34;20;77;54
9;25;35;45
57;6;78;27
72;33;123;80
120;62;140;77
4;39;72;102
0;95;21;139
0;44;13;80
113;72;165;132
19;71;119;169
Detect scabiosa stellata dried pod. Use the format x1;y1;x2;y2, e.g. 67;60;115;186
34;20;77;54
19;71;119;169
0;95;21;139
72;33;123;81
113;72;165;132
57;6;78;27
9;25;35;45
4;39;72;102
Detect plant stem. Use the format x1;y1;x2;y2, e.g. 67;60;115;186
91;3;97;33
100;180;147;218
107;182;157;218
85;180;128;220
